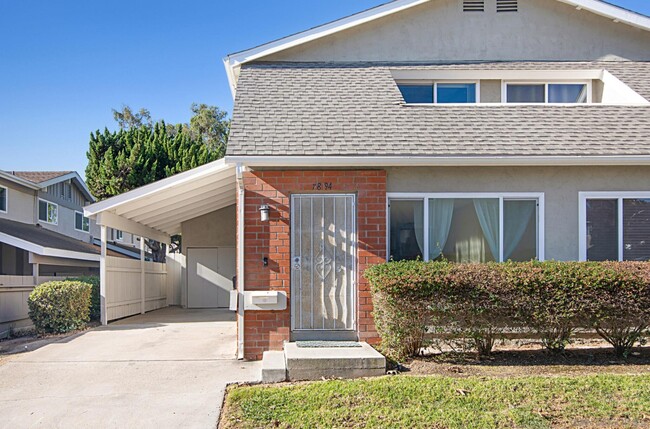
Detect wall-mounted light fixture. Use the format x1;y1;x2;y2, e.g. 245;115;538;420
259;204;270;222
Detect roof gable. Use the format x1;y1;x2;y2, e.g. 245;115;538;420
224;0;650;95
3;170;95;202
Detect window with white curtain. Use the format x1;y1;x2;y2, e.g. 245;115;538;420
581;193;650;261
388;193;542;262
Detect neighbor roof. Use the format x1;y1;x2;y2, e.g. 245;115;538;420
2;170;95;203
0;218;123;261
11;171;72;184
226;61;650;162
223;0;650;95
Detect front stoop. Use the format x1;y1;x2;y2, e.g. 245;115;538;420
262;351;287;383
284;342;386;381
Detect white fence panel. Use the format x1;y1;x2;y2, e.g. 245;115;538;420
166;253;185;306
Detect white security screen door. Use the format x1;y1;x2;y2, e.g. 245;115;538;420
291;194;356;339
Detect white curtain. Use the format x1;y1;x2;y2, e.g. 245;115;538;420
428;199;455;260
503;201;536;260
473;199;500;261
413;203;424;255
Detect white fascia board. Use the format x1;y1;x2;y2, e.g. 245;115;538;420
391;69;604;81
84;159;233;216
0;170;41;190
557;0;650;31
223;0;431;95
226;155;650;168
0;232;100;262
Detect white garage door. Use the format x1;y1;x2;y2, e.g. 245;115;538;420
187;247;235;309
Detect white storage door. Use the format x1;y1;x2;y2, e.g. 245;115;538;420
187;247;235;309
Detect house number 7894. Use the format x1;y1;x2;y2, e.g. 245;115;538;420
312;182;333;190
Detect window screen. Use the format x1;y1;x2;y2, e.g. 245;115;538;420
507;84;545;103
586;199;619;261
623;199;650;261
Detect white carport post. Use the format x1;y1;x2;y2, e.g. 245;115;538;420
140;237;146;314
100;225;108;325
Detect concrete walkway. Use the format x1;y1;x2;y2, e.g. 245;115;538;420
0;307;260;429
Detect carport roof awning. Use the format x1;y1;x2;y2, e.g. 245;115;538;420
84;159;237;240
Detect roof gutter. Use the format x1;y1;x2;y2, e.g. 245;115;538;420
226;155;650;168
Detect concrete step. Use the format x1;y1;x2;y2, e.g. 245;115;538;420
284;342;386;381
261;350;287;383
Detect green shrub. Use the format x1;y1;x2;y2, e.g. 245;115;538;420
28;281;92;334
365;260;650;360
69;276;100;321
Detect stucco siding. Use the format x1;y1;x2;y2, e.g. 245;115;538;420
386;166;650;261
0;179;35;225
39;204;92;243
266;0;650;63
181;205;236;254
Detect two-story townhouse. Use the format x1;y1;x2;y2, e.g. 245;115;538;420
0;170;143;337
86;0;650;360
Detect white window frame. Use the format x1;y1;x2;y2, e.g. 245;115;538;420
38;198;58;225
74;211;90;233
578;191;650;261
0;185;7;214
398;80;481;105
502;81;592;104
115;229;124;241
386;192;545;262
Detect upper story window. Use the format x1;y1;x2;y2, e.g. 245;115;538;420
398;82;478;104
75;211;90;233
505;82;589;103
115;230;124;241
0;186;7;213
38;199;58;225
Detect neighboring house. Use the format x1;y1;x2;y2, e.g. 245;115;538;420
86;0;650;360
0;170;132;337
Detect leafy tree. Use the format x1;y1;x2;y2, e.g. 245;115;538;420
86;105;229;261
112;106;153;130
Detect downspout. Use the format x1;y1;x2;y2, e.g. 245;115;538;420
235;163;246;360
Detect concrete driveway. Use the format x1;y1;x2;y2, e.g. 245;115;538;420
0;307;260;429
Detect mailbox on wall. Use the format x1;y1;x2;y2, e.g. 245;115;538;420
244;291;287;311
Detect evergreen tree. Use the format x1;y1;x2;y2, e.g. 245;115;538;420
86;106;229;260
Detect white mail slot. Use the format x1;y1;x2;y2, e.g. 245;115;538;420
244;291;287;311
251;291;279;305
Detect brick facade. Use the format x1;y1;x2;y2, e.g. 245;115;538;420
238;169;386;360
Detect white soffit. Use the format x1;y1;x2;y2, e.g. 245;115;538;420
223;0;650;96
84;159;237;237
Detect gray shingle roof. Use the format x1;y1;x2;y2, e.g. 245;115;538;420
11;171;72;184
228;61;650;158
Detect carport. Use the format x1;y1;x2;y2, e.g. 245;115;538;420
84;159;245;358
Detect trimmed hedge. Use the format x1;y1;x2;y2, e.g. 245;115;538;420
69;276;100;321
28;280;92;334
365;260;650;360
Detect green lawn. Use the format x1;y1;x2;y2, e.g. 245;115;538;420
221;374;650;429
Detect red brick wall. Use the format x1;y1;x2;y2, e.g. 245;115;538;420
239;169;387;360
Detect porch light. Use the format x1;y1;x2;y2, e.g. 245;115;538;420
259;204;270;222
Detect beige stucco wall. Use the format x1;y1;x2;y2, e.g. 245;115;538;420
0;179;35;225
480;80;501;102
267;0;650;62
180;205;236;254
386;166;650;261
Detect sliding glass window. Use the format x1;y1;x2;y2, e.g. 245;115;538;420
388;194;541;262
582;193;650;261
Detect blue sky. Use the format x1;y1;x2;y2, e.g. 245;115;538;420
0;0;648;177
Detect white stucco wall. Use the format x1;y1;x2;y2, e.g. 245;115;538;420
266;0;650;62
386;165;650;261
